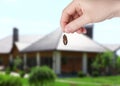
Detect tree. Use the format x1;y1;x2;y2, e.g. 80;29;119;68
91;54;101;76
100;51;113;75
116;56;120;73
100;51;113;68
92;51;114;76
14;56;22;71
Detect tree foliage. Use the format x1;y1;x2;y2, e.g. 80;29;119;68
92;51;114;76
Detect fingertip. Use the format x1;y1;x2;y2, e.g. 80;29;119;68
64;25;74;33
76;30;82;34
80;27;87;34
76;27;87;34
60;21;66;32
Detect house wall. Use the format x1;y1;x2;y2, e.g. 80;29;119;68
87;52;98;58
25;51;53;68
61;51;82;73
61;56;82;73
40;51;53;57
0;47;99;75
61;51;98;74
11;44;20;57
61;51;83;57
0;54;9;66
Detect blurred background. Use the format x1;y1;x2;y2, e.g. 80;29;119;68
0;0;120;54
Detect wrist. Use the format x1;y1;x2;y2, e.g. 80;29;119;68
113;1;120;17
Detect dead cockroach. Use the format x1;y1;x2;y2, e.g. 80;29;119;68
63;34;68;45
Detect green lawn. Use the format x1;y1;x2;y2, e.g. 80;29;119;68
57;76;120;86
21;75;120;86
1;73;120;86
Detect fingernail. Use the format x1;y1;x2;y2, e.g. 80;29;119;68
65;27;71;33
83;29;87;34
65;29;70;33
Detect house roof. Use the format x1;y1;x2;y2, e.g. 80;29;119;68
103;44;120;52
1;28;120;54
0;36;12;54
0;35;43;54
23;28;116;53
22;29;62;52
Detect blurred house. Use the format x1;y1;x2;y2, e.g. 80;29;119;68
0;26;120;75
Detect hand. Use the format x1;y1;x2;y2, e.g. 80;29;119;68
60;0;120;34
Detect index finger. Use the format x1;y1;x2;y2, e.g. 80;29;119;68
60;1;76;32
60;12;71;32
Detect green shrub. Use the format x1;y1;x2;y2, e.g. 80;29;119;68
91;51;114;76
0;74;22;86
116;57;120;73
5;67;11;75
29;66;56;86
78;71;86;77
19;70;25;78
92;71;99;77
14;56;22;66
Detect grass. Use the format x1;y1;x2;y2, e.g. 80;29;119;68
1;73;120;86
58;76;120;86
17;75;120;86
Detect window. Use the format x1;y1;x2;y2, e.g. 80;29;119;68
41;57;52;68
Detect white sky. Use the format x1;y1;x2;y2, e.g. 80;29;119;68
0;0;120;53
0;0;71;37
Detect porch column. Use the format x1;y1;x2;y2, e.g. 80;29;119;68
36;52;40;66
112;52;116;64
9;54;13;62
82;53;88;74
53;51;61;74
23;54;27;69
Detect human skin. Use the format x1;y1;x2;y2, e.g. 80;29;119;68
60;0;120;34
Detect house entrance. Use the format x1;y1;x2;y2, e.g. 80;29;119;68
61;57;82;74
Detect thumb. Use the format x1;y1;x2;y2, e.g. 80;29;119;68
65;15;89;33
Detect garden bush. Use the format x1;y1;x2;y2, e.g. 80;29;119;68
91;51;114;76
5;67;11;75
29;66;56;86
92;71;99;77
116;57;120;73
78;71;86;77
19;70;26;78
0;74;22;86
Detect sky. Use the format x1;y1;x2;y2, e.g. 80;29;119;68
0;0;71;37
0;0;120;53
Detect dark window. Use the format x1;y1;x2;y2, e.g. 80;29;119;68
0;58;3;65
61;57;67;65
27;57;37;67
41;57;52;68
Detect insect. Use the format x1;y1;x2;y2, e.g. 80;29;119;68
63;34;68;45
